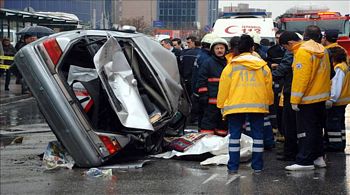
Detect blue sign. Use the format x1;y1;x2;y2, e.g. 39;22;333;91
204;25;212;32
153;20;164;28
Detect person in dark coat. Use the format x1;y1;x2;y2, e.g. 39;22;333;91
266;30;286;138
272;49;297;161
190;33;219;125
178;42;200;97
2;38;17;91
15;34;38;94
160;38;181;57
197;38;228;136
171;38;183;50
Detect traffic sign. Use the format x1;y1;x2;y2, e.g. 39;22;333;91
153;21;164;28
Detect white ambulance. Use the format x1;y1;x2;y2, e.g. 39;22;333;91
212;12;276;43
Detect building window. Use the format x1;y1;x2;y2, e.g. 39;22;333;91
160;9;164;15
168;9;173;16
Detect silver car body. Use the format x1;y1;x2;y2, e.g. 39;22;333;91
14;30;189;167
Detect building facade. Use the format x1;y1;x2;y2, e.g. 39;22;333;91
3;0;111;29
112;0;218;31
221;3;271;18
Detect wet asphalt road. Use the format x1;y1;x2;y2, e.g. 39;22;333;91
1;98;350;194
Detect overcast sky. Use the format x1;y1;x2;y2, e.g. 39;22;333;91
218;0;350;18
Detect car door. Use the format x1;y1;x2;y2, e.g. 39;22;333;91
93;36;154;131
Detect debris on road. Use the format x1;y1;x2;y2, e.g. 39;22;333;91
0;135;24;147
166;133;206;152
43;141;75;170
85;168;113;177
11;136;23;144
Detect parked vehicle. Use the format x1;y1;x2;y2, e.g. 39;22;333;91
14;29;190;167
212;12;276;42
276;11;350;54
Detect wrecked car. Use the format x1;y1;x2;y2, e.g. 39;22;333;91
14;29;190;167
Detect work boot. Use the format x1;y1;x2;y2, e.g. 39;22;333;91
285;164;315;171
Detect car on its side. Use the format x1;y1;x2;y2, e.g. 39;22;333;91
14;29;190;167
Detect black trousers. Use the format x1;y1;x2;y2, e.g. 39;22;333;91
200;104;227;131
282;94;297;158
4;69;11;89
324;105;347;151
295;102;325;165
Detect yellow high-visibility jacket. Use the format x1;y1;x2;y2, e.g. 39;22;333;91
217;52;273;117
325;42;345;50
325;42;350;65
333;62;350;106
291;40;331;104
225;52;236;64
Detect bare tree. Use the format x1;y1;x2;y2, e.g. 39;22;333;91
119;16;152;34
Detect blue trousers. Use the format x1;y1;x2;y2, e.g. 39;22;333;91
227;113;264;171
245;115;275;148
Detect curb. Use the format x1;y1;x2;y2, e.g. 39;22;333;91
0;94;32;105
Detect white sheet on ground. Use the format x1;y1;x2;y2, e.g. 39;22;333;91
152;134;252;165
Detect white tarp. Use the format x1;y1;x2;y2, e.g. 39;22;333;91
152;134;253;165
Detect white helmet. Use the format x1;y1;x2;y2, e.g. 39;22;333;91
210;37;229;51
248;31;261;45
201;33;220;44
296;32;303;40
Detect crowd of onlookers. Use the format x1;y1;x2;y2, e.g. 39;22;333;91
159;25;349;173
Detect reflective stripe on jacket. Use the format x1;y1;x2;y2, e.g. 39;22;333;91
290;40;331;104
333;62;350;106
197;55;227;100
217;53;273;116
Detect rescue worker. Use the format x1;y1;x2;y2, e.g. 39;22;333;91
197;38;228;136
266;30;286;140
247;32;275;150
322;29;347;53
2;38;16;91
249;31;268;60
226;36;241;62
285;25;331;171
217;34;273;173
274;31;302;161
185;36;197;50
324;47;350;152
191;33;219;126
322;29;349;76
